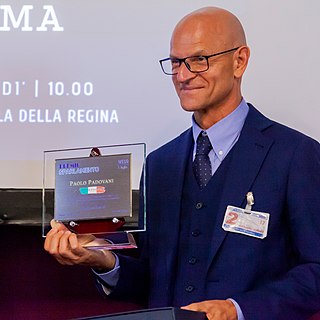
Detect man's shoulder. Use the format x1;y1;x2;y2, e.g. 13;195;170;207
265;117;319;151
247;103;319;147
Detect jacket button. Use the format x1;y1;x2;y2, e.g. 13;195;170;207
188;257;198;265
185;285;194;293
191;229;200;237
195;202;203;209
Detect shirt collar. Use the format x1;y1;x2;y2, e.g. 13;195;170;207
192;99;249;161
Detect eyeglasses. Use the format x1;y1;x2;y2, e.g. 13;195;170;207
159;47;239;75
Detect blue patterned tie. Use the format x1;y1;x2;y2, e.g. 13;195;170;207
193;131;212;189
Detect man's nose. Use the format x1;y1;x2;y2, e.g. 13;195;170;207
175;61;196;82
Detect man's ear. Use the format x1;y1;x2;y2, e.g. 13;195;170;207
234;46;250;78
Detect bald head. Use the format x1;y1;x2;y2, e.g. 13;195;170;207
168;7;250;128
171;7;247;53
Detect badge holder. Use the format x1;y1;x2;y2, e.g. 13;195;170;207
222;192;270;239
42;143;146;250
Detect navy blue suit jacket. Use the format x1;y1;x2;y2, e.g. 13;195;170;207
110;105;320;319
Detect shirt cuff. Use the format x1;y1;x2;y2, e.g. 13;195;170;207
92;253;120;288
228;298;245;320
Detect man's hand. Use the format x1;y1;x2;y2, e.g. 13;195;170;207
44;220;116;270
182;300;237;320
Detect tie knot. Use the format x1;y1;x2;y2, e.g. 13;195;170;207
196;131;212;156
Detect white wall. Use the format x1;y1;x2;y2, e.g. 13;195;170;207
0;0;319;188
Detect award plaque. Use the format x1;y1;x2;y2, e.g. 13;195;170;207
42;143;146;250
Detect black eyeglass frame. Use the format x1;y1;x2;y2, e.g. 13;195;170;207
159;47;240;75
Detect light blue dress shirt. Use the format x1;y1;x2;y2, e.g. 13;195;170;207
192;98;249;175
95;99;249;319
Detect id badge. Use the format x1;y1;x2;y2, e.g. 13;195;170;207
222;205;270;239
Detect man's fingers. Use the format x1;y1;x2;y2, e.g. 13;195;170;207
44;226;109;268
181;302;202;312
68;232;79;249
58;230;73;253
44;229;79;265
68;233;88;257
45;230;65;255
44;227;58;251
182;300;237;320
50;219;68;231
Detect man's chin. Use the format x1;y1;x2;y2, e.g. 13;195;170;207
179;101;199;113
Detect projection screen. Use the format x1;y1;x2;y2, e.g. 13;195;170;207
0;0;319;188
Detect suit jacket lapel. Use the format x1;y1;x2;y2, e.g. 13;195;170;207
207;105;275;270
161;129;194;283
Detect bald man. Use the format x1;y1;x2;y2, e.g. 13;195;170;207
45;7;320;320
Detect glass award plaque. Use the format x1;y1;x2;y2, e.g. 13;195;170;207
42;143;146;250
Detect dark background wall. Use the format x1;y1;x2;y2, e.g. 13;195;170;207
0;225;141;320
0;189;143;320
